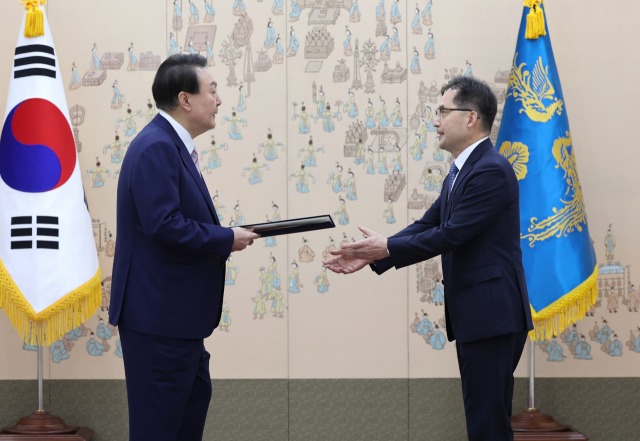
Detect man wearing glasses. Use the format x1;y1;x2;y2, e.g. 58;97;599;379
325;76;533;441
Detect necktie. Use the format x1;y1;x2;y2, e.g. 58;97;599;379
447;163;458;200
191;147;202;177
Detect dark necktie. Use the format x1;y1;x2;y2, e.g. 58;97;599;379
447;163;459;200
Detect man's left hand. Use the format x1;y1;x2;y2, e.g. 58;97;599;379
329;225;389;261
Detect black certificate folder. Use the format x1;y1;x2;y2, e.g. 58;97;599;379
242;215;335;237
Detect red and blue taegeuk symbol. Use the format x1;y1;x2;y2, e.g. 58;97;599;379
0;98;76;192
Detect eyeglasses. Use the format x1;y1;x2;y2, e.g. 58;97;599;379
434;107;478;119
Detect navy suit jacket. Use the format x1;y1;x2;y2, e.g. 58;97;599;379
372;139;534;344
109;114;234;340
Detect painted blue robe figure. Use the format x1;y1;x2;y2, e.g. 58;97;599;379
293;106;316;134
265;235;277;247
434;173;443;193
389;28;401;51
117;109;142;137
315;92;326;117
344;173;357;200
259;135;284;161
344;92;358;118
423;170;435;191
273;37;284;64
390;0;401;23
389;149;403;172
189;40;196;55
365;101;376;128
242;158;269;184
422;1;433;25
433;138;444;161
268;261;281;289
391;102;402;127
546;340;564;361
290;0;301;21
315;267;330;293
233;0;246;15
633;333;640;353
265;22;276;48
288;30;299;56
206;41;215;66
50;340;70;363
272;0;284;15
321;108;341;133
290;166;315;193
411;50;421;74
115;339;123;358
424;34;435;59
364;150;376;175
289;264;301;293
574;339;592;359
349;1;361;22
433;282;444;304
334;199;349;225
329;167;343;192
377;149;389;174
223;114;247;140
86;335;106;356
169;34;179;56
376;0;385;21
417;316;432;335
237;86;247;112
596;323;612;344
566;329;579;347
429;328;446;350
378;101;389;127
412;8;422;34
67;327;83;341
22;339;38;351
202;141;227;172
204;1;215;22
90;46;101;69
343;31;353;56
69;65;81;90
609;339;623;357
96;321;112;340
464;63;473;77
354;142;366;165
127;47;138;71
379;36;391;61
111;83;124;108
412;135;423;160
226;257;239;285
384;201;396;224
234;206;245;226
212;197;225;221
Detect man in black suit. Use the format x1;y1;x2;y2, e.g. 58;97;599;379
325;76;534;441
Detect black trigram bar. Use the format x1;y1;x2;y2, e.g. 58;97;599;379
11;228;32;237
15;68;56;79
37;228;58;237
37;216;58;224
15;44;55;56
11;241;32;250
11;216;32;225
37;241;58;250
14;56;56;68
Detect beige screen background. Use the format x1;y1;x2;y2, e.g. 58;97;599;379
0;0;638;381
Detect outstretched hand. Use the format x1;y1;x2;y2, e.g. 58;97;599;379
328;225;390;262
323;255;371;274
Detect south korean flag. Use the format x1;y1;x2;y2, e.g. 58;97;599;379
0;2;101;346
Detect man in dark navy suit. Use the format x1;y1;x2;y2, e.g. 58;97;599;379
109;54;259;441
325;76;534;441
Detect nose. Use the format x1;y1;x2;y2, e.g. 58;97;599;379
433;116;441;127
216;93;222;107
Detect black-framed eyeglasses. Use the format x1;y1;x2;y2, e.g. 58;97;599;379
435;107;479;119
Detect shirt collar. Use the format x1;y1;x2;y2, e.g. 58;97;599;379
158;109;196;155
454;136;489;171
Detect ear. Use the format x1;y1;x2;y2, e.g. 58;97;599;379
467;111;479;128
178;91;190;111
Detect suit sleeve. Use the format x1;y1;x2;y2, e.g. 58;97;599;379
130;141;234;258
386;163;511;270
370;192;443;275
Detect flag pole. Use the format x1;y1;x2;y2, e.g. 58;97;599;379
529;337;534;410
37;346;44;412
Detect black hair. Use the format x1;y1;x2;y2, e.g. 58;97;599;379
152;54;208;111
440;76;497;133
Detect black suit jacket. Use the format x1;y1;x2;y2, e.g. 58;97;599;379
371;139;534;343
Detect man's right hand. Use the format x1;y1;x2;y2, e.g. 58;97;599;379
231;227;260;252
323;256;372;275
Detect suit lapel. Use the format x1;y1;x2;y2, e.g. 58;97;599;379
152;115;219;225
445;139;494;220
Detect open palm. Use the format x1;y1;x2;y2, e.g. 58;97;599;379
324;256;371;274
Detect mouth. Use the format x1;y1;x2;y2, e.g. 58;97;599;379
437;132;444;141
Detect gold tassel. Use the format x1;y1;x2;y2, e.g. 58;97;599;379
20;0;47;38
528;265;599;342
0;257;101;346
524;0;546;40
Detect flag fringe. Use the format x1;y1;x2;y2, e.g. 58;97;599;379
20;0;47;38
529;265;598;342
0;258;101;346
524;0;546;40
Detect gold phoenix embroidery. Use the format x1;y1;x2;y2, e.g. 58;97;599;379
522;132;588;247
499;141;529;181
508;53;563;123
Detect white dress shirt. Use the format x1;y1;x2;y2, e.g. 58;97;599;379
451;136;489;190
158;109;196;155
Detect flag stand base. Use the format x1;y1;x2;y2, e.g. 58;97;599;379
512;408;588;440
0;411;94;440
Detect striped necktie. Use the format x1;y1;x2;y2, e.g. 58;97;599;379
447;163;458;200
191;147;202;177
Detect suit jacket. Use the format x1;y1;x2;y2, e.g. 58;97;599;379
109;114;234;339
372;139;534;344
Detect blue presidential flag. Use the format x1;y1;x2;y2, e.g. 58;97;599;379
496;0;597;341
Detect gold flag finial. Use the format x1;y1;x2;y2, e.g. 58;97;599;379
20;0;47;38
524;0;546;40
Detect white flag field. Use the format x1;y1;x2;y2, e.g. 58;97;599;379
0;1;101;346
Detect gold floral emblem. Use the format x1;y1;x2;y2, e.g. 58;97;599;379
508;53;563;123
522;132;588;247
499;141;529;181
